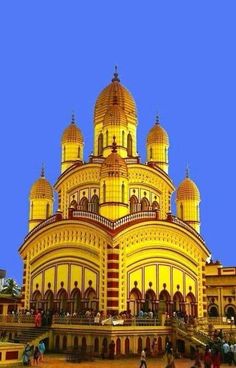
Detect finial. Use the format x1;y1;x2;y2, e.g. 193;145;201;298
155;113;160;124
71;111;75;124
112;65;120;82
41;163;45;178
186;164;189;178
112;136;117;153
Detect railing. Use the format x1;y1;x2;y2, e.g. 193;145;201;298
71;210;157;230
167;214;205;243
52;315;160;326
0;315;34;324
24;215;59;241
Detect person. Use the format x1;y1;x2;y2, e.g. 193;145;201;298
194;347;202;368
22;343;31;366
33;346;40;365
222;341;230;364
38;340;46;362
34;311;41;328
140;348;147;368
203;346;212;368
166;352;175;368
152;337;158;357
212;347;221;368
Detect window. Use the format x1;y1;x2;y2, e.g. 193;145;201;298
127;133;132;156
98;133;103;155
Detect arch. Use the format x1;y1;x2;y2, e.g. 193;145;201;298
57;288;68;313
122;131;125;146
141;197;150;211
159;289;170;301
70;198;77;209
102;338;108;354
186;292;197;316
225;304;236;318
138;337;142;354
121;183;125;203
208;304;219;317
82;337;87;353
79;197;88;211
62;336;67;350
84;287;97;310
173;291;184;312
70;288;81;314
98;133;103;155
129;287;142;316
55;335;60;351
31;290;42;310
127;133;132;156
158;336;162;352
44;289;54;311
144;289;156;312
186;292;196;303
74;336;78;349
94;337;99;353
152;201;160;211
32;290;42;301
125;337;130;355
90;194;99;214
146;337;151;354
130;195;139;213
116;338;121;355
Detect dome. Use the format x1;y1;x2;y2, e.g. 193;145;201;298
94;68;137;126
101;143;128;178
61;118;83;144
30;169;53;199
176;176;200;201
103;104;128;127
147;122;169;145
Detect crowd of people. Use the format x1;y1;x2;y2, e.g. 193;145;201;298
22;340;45;366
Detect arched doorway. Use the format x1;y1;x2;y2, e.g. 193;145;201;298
144;289;156;313
44;289;54;311
173;291;184;313
125;338;130;355
140;197;150;211
57;288;68;313
116;338;121;355
70;288;81;314
84;287;97;311
208;304;219;317
185;292;197;316
225;305;236;319
90;194;99;214
31;290;42;310
159;289;171;314
130;195;139;213
79;197;89;211
128;287;142;316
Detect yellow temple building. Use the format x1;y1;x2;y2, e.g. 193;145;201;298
16;69;236;354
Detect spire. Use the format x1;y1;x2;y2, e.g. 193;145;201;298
112;65;120;82
185;164;189;178
71;111;75;124
155;113;160;125
41;163;45;178
112;136;117;153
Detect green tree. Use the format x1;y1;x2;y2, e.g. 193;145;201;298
1;278;21;296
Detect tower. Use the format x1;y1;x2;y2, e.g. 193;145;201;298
100;138;129;220
176;169;200;233
29;167;54;231
146;115;169;174
61;113;84;173
94;67;138;158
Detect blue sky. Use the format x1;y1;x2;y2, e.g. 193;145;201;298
0;1;235;282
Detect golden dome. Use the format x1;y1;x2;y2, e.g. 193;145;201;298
176;174;200;201
30;169;53;199
147;122;169;145
101;142;128;178
103;104;128;127
94;68;137;126
61;116;83;144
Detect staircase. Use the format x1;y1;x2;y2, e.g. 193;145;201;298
173;318;213;348
0;325;49;346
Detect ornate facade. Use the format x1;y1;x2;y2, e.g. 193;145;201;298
19;69;218;321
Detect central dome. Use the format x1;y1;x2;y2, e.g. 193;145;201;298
101;142;128;178
94;68;137;126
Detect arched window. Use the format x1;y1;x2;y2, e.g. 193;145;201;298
121;183;125;203
103;182;106;202
125;338;130;354
79;197;88;211
84;287;97;310
208;304;219;317
165;147;168;162
62;336;67;350
127;133;132;156
152;201;159;211
44;290;54;311
74;336;79;349
46;203;50;218
141;197;150;211
116;338;121;355
186;292;197;316
90;194;99;214
98;133;103;155
150;147;153;159
31;290;42;310
173;291;184;312
63;146;66;161
57;288;68;313
122;131;125;146
31;202;34;220
144;289;156;312
180;203;184;219
78;146;81;159
70;288;81;314
106;131;108;146
130;195;139;213
94;337;99;353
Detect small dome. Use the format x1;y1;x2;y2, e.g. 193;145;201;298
147;122;169;145
30;169;53;199
176;176;200;201
103;104;128;127
101;143;128;178
94;68;137;126
61;118;83;144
